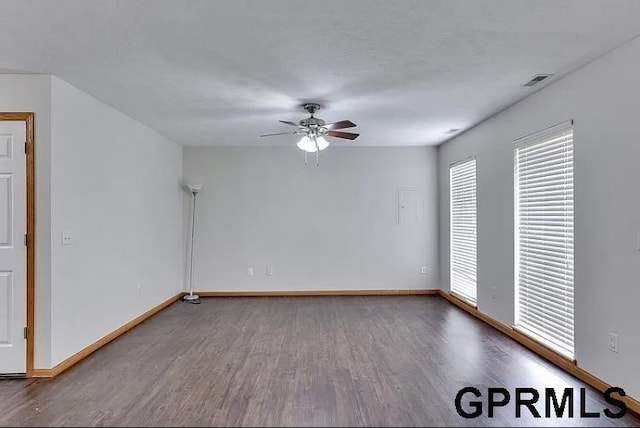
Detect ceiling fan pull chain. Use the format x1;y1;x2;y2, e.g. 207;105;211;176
304;150;308;166
315;140;320;167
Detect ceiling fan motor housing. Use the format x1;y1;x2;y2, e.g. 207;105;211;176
299;117;326;128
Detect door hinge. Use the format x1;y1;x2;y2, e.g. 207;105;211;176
24;234;28;247
24;141;28;154
23;327;27;339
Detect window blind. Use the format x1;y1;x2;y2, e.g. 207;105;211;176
450;158;477;304
514;122;574;359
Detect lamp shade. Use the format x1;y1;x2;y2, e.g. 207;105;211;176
296;136;330;153
186;184;203;194
296;136;316;153
315;136;329;151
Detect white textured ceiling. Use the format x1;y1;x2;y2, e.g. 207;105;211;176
1;1;640;147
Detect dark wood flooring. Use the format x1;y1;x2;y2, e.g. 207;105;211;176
0;296;638;427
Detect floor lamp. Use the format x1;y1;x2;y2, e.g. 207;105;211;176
183;184;202;304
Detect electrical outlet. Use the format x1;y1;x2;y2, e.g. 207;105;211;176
61;230;72;246
266;267;274;276
247;267;253;277
421;266;428;274
136;284;142;296
492;286;497;299
608;332;618;353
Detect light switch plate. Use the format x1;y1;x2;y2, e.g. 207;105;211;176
61;230;72;246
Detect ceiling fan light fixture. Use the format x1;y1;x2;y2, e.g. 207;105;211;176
296;136;316;152
316;136;329;151
297;135;329;153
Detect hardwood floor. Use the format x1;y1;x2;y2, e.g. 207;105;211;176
0;296;637;427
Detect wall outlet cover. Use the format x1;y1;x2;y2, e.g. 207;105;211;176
608;332;618;353
61;230;72;246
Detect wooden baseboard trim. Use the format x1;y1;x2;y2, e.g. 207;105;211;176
32;292;183;378
448;291;479;310
30;369;53;378
437;290;640;416
195;289;439;297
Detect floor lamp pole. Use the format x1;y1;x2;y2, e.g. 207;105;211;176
183;185;202;304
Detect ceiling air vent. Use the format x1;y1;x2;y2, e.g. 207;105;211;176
523;74;553;87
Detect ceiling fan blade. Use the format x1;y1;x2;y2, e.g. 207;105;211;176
259;131;297;137
327;130;359;140
279;120;300;127
324;120;356;130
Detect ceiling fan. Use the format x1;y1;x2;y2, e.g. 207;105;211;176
260;103;359;166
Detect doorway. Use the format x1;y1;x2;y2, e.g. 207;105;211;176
0;113;34;377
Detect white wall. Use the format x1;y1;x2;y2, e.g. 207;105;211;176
183;147;438;292
438;36;640;398
49;77;183;365
0;74;52;368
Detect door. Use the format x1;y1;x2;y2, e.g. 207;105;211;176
0;121;26;374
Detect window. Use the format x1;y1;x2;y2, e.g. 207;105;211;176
450;158;477;304
514;121;574;359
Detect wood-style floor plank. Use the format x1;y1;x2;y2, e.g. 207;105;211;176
0;296;637;427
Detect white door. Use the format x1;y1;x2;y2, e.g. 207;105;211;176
0;121;26;374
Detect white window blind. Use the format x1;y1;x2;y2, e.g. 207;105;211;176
514;121;574;359
450;158;477;304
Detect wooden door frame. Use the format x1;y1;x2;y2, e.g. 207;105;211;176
0;112;35;377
